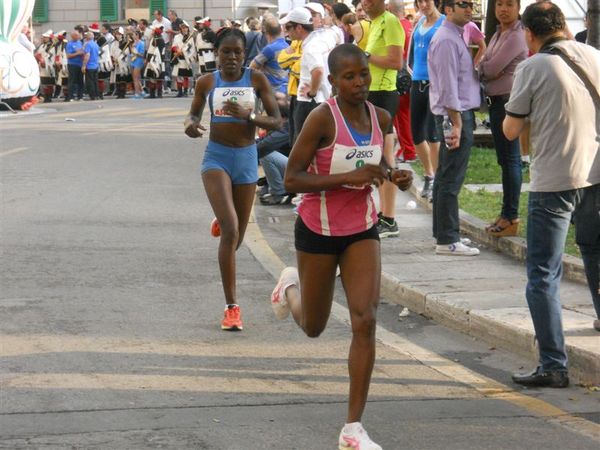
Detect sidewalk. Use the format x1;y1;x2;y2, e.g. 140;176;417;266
377;188;600;385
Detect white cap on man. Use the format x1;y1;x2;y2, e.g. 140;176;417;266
279;7;312;25
305;2;326;17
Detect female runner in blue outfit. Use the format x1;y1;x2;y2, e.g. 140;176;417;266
184;28;282;331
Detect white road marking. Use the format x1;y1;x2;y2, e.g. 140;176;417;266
0;146;28;157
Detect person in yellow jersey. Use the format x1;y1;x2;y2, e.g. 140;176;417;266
351;0;371;51
362;0;405;238
277;37;301;146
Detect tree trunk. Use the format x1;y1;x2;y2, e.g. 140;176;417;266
589;0;600;49
484;0;498;45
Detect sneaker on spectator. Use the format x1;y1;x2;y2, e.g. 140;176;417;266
260;193;284;205
376;217;399;238
338;422;381;450
257;184;269;197
260;193;295;206
421;176;434;199
281;193;295;205
435;241;480;256
432;237;472;248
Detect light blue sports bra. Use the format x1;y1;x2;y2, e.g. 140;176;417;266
208;69;257;123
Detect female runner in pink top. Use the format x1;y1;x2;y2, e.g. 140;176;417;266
271;44;412;450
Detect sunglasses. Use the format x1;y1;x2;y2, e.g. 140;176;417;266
454;1;474;8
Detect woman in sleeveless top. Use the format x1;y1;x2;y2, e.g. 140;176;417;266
184;28;281;331
271;45;412;450
409;0;444;200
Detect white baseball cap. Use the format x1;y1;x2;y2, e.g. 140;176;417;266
279;7;312;25
305;2;325;17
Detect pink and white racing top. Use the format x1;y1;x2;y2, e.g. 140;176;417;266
298;97;384;237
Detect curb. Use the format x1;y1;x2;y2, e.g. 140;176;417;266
380;272;600;386
407;182;587;285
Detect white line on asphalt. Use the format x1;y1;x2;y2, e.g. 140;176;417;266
0;147;28;157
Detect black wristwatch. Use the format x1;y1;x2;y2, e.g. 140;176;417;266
307;91;316;98
248;112;256;122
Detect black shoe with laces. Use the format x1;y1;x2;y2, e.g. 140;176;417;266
512;366;569;388
260;193;295;206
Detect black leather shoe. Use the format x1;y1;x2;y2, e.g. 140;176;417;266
512;366;569;388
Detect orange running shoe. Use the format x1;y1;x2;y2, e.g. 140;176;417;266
210;218;221;237
221;305;243;331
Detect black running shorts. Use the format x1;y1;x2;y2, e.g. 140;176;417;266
294;216;380;255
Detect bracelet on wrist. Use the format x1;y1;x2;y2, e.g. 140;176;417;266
386;167;393;182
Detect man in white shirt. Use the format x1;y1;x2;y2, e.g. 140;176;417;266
152;9;173;84
152;9;172;43
281;6;335;142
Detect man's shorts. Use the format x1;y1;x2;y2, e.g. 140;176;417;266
294;216;380;255
201;140;258;185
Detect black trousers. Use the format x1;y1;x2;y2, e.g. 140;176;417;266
67;64;83;100
85;69;99;99
293;99;318;143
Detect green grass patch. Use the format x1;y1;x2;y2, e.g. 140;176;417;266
410;147;579;257
412;146;529;184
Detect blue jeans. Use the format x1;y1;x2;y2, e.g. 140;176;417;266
257;122;291;196
527;185;600;372
489;96;521;220
432;111;475;245
260;151;288;196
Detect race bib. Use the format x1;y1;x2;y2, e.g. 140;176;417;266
329;143;382;190
212;87;255;117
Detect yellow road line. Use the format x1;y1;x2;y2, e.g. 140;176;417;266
0;146;28;157
245;210;600;443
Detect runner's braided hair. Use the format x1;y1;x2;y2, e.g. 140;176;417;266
215;27;246;49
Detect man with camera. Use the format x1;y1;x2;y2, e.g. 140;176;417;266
503;1;600;388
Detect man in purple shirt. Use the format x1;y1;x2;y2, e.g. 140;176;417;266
427;0;481;256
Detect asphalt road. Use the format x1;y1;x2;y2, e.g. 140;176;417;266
1;99;599;449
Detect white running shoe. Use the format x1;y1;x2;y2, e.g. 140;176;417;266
432;237;472;248
436;241;480;256
270;267;299;320
339;423;382;450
